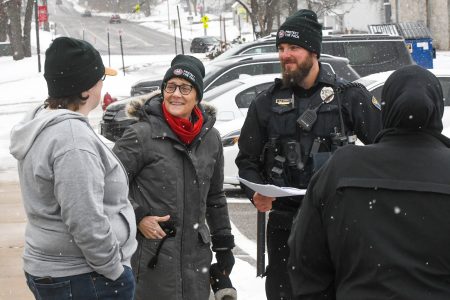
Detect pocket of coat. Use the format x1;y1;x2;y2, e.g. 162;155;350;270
197;224;211;245
33;280;72;300
117;206;136;246
314;104;340;135
269;106;297;136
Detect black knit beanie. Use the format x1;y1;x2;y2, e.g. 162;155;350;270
161;54;205;101
276;9;322;57
44;37;116;98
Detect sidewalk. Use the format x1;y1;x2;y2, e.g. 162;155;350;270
0;181;32;300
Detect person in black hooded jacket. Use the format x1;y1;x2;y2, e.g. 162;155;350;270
288;65;450;300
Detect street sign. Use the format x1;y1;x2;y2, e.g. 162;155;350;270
38;5;48;22
201;15;209;29
200;15;209;23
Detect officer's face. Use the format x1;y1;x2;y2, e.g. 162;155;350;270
278;43;315;85
163;77;198;120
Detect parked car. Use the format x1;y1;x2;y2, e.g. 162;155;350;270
212;38;277;62
0;42;12;57
203;73;279;122
355;68;450;136
130;53;360;96
190;36;220;53
215;117;246;185
56;0;62;4
81;10;92;17
214;34;415;77
109;14;121;24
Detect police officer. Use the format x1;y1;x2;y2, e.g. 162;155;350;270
235;9;381;300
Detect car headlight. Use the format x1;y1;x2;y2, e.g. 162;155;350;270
221;130;240;147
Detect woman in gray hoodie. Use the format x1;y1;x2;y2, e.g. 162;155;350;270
9;37;137;300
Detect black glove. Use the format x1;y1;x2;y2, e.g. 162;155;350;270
215;249;235;275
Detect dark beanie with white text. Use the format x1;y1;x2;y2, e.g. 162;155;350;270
276;9;322;57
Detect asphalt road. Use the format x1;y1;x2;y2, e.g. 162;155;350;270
48;0;188;55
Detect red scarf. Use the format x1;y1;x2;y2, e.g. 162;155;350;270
162;102;204;145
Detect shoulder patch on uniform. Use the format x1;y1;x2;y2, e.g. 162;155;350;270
372;96;381;110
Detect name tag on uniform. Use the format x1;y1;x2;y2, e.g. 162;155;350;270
275;98;292;105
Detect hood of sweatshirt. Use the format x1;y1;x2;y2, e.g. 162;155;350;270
10;105;89;160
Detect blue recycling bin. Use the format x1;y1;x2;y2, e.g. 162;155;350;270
405;37;434;69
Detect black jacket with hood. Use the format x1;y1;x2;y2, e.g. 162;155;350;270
288;65;450;300
112;93;234;300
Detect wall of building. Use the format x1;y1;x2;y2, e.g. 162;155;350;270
391;0;449;50
340;0;385;33
314;0;385;34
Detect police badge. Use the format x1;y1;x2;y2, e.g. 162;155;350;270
320;87;334;103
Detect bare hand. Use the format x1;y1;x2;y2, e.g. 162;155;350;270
138;215;170;239
253;192;276;212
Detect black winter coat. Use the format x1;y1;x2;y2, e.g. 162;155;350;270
113;95;233;300
236;65;381;211
288;65;450;300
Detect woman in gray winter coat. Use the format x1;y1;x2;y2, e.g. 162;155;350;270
113;55;236;300
9;37;137;299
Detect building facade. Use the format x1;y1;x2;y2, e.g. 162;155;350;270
391;0;450;50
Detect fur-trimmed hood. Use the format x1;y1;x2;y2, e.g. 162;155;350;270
126;90;216;121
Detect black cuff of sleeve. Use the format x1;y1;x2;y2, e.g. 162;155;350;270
134;206;148;225
211;235;235;251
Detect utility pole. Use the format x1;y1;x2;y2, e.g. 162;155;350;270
395;0;399;23
383;0;391;23
167;0;170;29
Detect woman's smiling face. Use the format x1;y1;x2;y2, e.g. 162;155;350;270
163;77;198;119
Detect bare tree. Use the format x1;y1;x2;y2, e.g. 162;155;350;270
286;0;297;15
191;0;198;16
0;1;7;41
5;0;24;60
304;0;358;19
3;0;34;59
236;0;279;38
22;0;34;57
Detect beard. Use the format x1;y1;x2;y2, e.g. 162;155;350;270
281;53;315;88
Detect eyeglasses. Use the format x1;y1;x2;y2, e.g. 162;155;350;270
101;74;107;81
164;83;193;95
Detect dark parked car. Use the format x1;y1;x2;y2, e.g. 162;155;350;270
190;36;220;53
130;53;359;96
109;14;121;24
103;54;360;142
0;42;12;57
214;34;415;77
81;10;92;17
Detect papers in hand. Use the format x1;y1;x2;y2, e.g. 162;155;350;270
237;177;306;197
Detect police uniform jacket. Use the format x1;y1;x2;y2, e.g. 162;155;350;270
288;65;450;300
113;94;234;300
236;64;382;213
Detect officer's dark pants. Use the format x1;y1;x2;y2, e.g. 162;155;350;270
265;210;295;300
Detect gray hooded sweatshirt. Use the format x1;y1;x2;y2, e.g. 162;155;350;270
10;106;137;280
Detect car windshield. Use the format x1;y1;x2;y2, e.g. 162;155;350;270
204;37;217;43
214;43;248;61
204;64;223;82
202;80;244;102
